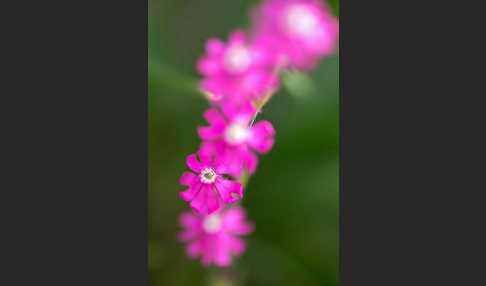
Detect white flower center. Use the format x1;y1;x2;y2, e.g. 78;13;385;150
284;5;319;38
224;45;251;73
202;214;222;234
200;168;217;184
224;123;249;145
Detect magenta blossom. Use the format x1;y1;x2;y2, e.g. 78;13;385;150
252;0;339;70
178;206;254;267
180;150;243;214
198;102;275;177
197;29;279;106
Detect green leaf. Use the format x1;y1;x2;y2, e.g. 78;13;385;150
282;70;317;98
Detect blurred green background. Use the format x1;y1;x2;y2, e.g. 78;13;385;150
149;1;339;285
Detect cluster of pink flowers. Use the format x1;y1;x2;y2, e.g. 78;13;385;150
178;0;338;267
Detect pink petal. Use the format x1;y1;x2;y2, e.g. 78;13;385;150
200;140;225;159
231;220;254;236
180;181;202;201
214;248;231;266
229;29;247;44
186;154;202;173
180;171;199;187
178;230;198;242
179;212;200;228
205;185;221;215
197;126;224;140
209;144;239;175
220;146;246;177
240;70;279;98
196;57;220;75
214;233;232;266
200;236;214;266
200;141;233;174
243;149;258;174
186;240;202;259
228;236;245;255
204;140;226;153
252;120;275;136
222;101;256;124
248;120;275;153
209;149;243;177
201;74;236;103
206;38;225;56
178;226;202;242
197;149;213;167
200;78;226;102
189;187;208;213
249;136;274;153
203;108;226;127
214;161;232;175
214;177;242;204
223;206;246;224
223;206;254;235
178;212;202;242
239;101;258;121
221;102;238;120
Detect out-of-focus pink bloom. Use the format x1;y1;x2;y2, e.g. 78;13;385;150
178;206;254;267
198;102;275;177
197;30;279;105
180;150;243;214
252;0;339;70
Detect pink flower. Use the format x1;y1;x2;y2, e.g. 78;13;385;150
198;102;275;177
180;150;243;214
252;0;339;70
178;206;254;267
197;29;279;106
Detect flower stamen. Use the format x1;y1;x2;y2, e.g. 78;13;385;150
202;214;222;234
225;123;249;145
200;167;217;184
224;45;251;73
284;4;319;38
